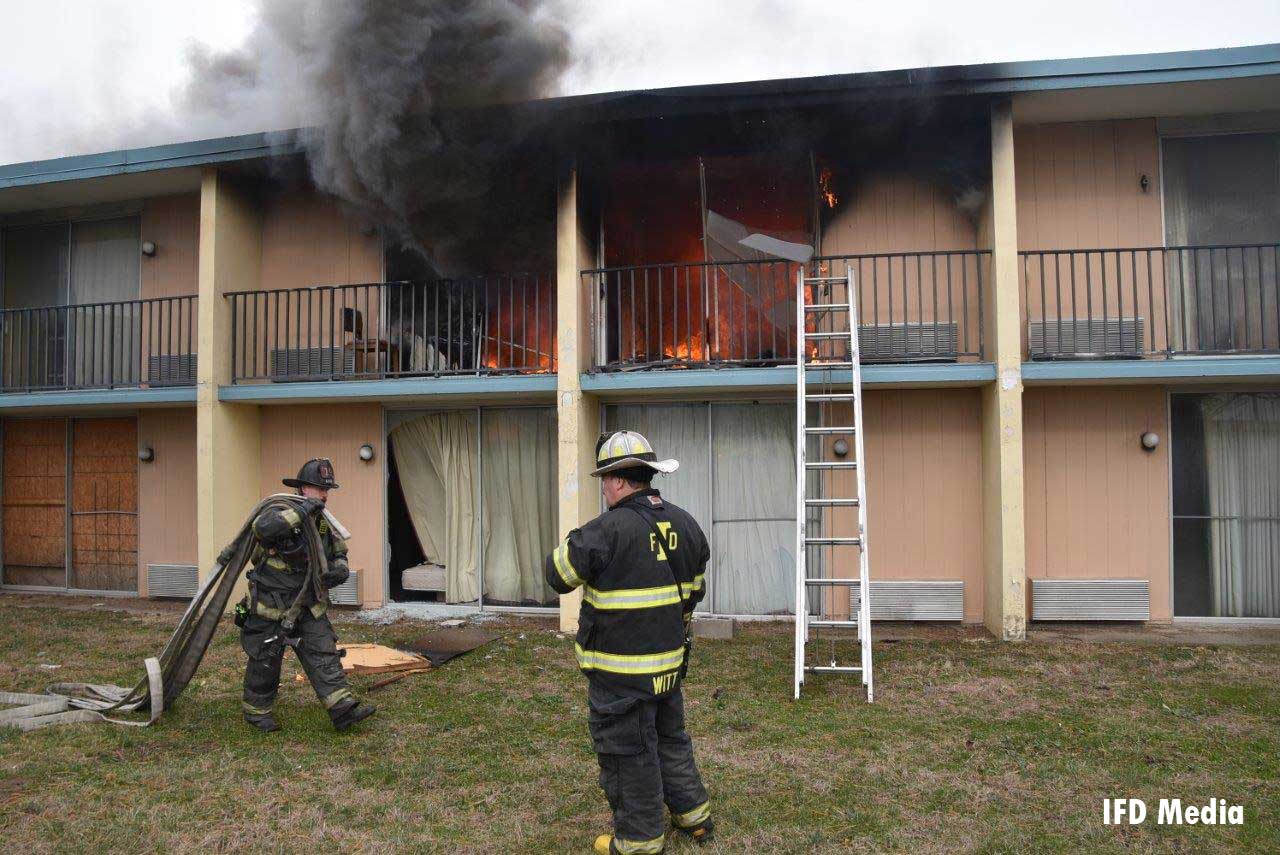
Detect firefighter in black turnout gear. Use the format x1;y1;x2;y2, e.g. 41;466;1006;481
237;458;376;733
545;431;713;855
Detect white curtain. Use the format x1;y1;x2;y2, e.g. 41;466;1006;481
1204;393;1280;618
481;408;558;605
711;404;795;615
389;412;479;603
606;402;796;615
69;217;141;386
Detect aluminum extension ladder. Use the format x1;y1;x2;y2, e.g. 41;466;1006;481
793;264;873;701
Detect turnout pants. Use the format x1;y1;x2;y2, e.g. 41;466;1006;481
588;680;711;854
240;610;353;717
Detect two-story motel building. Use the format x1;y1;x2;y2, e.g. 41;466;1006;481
2;44;1279;638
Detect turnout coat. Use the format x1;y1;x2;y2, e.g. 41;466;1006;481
545;489;709;699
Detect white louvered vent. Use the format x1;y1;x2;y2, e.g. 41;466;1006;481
1028;317;1144;358
858;323;958;362
847;581;964;621
269;347;356;380
147;353;197;386
329;570;359;606
1031;579;1150;621
147;564;199;598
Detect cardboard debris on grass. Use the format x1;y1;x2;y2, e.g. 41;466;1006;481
294;643;431;687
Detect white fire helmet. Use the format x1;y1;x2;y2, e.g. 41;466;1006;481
590;430;680;478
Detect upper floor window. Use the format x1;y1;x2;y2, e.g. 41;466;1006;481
1163;131;1280;246
1;216;140;310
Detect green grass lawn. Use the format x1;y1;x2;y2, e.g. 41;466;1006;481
0;599;1276;853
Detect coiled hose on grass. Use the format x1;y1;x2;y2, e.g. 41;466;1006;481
0;494;329;731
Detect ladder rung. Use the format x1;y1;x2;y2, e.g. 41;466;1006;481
804;303;849;312
805;498;860;506
804;276;848;283
805;665;864;674
804;426;855;434
805;537;861;546
805;461;857;470
806;361;855;370
804;578;861;586
808;619;860;628
806;393;856;401
804;331;850;340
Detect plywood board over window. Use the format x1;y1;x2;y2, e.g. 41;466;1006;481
69;418;138;592
1;419;68;587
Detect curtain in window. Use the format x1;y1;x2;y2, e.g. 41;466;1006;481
389;412;479;603
1203;393;1280;617
68;218;141;387
480;408;558;605
1162;133;1280;352
2;223;69;388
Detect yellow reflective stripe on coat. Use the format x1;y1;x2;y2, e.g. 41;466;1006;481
280;507;302;528
552;541;582;588
679;574;705;598
574;643;685;675
583;584;681;610
612;834;666;855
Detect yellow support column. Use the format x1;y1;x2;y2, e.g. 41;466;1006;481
196;168;263;590
556;161;600;632
982;100;1027;640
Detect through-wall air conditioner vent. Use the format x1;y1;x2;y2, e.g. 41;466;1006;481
269;347;356;380
147;353;197;386
329;570;359;606
1028;317;1144;358
858;323;958;362
1031;579;1150;621
147;564;198;599
847;580;964;621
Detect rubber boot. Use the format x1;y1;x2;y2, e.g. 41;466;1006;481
592;835;614;855
329;698;376;731
243;711;280;733
673;818;714;845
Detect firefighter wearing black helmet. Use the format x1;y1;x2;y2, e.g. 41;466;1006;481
238;458;376;733
545;431;714;855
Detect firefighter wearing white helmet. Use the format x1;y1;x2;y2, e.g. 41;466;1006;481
545;430;714;854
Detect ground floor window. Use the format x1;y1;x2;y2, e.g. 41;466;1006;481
605;402;795;615
387;407;557;607
1172;392;1280;618
0;416;138;592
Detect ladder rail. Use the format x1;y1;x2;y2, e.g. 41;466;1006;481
793;266;807;701
845;266;875;702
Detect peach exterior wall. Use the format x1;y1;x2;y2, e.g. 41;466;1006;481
259;191;383;290
1014;119;1163;251
824;389;985;622
141;195;201;299
821;172;982;254
1023;387;1172;621
137;409;198;595
258;404;385;607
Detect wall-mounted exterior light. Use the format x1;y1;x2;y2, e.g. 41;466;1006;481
358;443;376;462
1140;432;1160;452
141;240;157;257
1139;174;1150;193
832;438;850;457
138;447;155;462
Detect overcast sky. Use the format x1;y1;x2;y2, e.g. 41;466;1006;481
2;0;1279;165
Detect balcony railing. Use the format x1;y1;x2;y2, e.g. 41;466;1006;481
226;275;554;384
1021;244;1280;359
0;295;198;392
584;251;988;371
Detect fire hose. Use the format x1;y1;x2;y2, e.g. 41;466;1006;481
0;494;330;732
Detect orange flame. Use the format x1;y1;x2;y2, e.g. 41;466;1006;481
819;167;837;209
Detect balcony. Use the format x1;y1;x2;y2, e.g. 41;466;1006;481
0;295;198;393
1021;244;1280;359
584;251;988;372
226;275;555;384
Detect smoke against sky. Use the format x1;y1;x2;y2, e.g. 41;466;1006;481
1;0;1279;167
